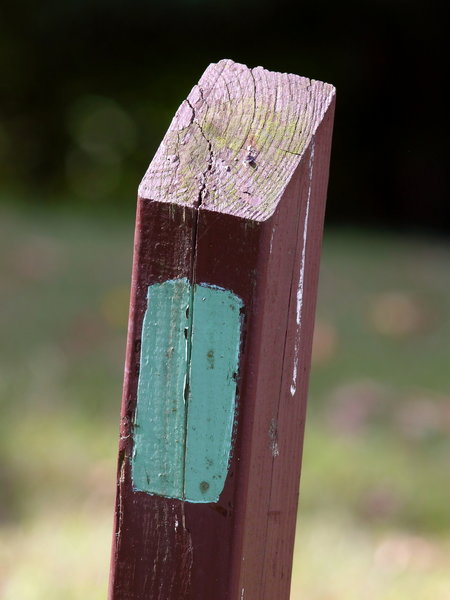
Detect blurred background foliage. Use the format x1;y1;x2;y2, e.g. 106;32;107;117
0;1;448;598
0;0;448;229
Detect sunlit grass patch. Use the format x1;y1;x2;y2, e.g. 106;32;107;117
0;509;113;600
291;513;450;600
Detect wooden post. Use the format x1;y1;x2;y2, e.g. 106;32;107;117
108;59;335;600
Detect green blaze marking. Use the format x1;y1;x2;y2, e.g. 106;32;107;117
132;278;243;503
184;284;243;502
132;279;189;498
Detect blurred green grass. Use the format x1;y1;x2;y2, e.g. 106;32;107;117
0;204;449;599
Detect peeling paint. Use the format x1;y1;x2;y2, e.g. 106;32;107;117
269;418;279;457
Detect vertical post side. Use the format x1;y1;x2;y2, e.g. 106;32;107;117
260;100;336;599
109;199;197;599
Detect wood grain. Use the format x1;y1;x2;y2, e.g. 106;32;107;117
109;58;335;600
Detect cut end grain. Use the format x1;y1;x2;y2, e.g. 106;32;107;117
138;59;335;221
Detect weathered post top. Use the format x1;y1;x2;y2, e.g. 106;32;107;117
139;58;334;219
109;59;335;600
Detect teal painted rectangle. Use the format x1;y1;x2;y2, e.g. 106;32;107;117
132;279;190;499
184;284;243;502
131;278;243;503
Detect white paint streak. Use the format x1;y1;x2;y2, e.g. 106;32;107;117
269;227;275;254
240;588;245;600
290;140;315;397
290;361;298;397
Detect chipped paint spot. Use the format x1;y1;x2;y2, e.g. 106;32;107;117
269;418;280;457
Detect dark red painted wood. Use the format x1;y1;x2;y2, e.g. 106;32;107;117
109;59;335;600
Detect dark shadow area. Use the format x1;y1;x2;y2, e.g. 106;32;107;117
0;0;447;230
